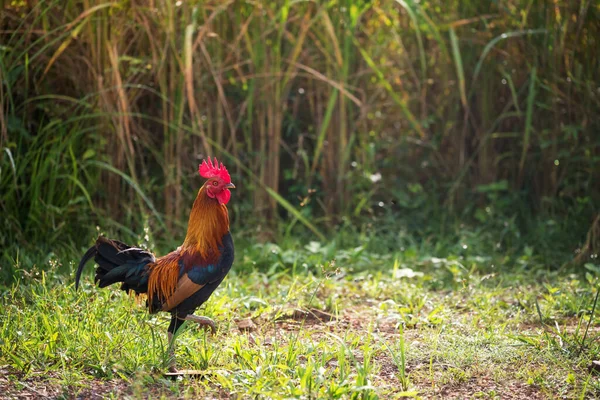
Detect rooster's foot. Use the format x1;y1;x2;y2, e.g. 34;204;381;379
184;314;216;334
168;363;178;373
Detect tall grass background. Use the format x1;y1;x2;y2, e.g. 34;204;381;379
1;0;598;274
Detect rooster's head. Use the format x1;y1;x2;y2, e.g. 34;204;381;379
199;157;235;205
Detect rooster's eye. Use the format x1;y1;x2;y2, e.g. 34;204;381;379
212;181;218;186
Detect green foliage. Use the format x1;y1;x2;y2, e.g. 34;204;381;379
1;0;598;266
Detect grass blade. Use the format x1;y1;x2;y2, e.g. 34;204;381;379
310;88;338;174
470;29;546;93
518;67;537;182
449;28;467;108
263;187;325;242
355;40;425;138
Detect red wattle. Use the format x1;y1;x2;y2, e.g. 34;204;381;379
216;189;231;205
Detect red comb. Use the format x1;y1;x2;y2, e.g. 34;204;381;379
199;157;231;183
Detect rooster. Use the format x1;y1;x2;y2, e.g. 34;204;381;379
75;157;235;371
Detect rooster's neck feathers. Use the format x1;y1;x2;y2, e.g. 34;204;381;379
181;184;230;259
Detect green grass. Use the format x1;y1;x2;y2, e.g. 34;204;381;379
1;240;599;399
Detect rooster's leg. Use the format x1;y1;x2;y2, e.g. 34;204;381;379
166;315;186;372
167;332;177;372
183;314;217;334
165;315;215;373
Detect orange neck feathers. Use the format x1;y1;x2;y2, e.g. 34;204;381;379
181;183;230;259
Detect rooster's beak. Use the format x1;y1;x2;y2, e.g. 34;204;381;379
225;183;236;189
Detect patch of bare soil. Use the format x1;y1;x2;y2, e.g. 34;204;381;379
0;367;129;399
429;376;544;400
367;342;545;400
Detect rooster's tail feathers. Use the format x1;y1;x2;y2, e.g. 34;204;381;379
75;245;97;290
75;236;156;293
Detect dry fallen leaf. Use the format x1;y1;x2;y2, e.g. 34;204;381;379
235;318;256;332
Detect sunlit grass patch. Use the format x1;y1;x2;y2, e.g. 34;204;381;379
1;247;599;398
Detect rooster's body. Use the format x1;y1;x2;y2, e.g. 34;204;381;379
75;158;235;371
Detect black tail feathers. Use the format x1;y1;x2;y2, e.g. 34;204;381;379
75;236;156;292
75;245;98;290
